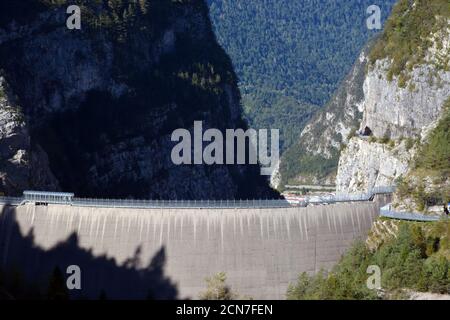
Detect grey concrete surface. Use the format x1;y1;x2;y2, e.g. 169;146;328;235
0;196;389;299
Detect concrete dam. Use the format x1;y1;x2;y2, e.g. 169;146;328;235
0;196;389;299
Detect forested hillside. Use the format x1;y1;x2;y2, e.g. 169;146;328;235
208;0;396;150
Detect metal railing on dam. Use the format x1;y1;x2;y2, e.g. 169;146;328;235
380;204;444;222
0;194;294;208
0;186;396;209
319;186;395;203
0;196;22;206
72;198;294;209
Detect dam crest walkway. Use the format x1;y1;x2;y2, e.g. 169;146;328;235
1;187;446;222
0;186;395;209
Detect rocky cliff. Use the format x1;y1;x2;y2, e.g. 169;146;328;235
0;76;60;194
336;137;412;193
0;0;276;199
359;59;450;140
336;0;450;194
279;0;450;193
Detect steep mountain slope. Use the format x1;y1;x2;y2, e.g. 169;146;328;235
279;44;371;187
0;0;277;199
208;0;396;152
279;0;449;190
337;0;449;194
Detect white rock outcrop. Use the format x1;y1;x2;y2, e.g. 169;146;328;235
337;17;450;193
336;138;411;193
360;60;450;139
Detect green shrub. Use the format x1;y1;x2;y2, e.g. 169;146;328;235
423;256;449;294
388;140;395;148
415;99;450;173
199;272;238;300
405;138;415;151
380;134;390;144
347;129;357;141
369;0;450;84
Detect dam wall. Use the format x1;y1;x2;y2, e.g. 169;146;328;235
0;196;389;299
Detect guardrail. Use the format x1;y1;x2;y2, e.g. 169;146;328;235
309;186;395;204
0;186;396;209
0;197;22;206
72;198;295;209
380;205;443;222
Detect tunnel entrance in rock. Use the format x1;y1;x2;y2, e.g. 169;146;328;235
361;126;373;136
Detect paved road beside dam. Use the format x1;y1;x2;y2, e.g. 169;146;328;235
0;196;389;299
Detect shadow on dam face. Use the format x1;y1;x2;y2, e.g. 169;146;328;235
0;196;390;300
0;206;178;300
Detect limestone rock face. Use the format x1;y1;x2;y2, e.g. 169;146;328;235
336;16;450;193
337;59;450;193
281;13;450;189
0;77;28;194
0;77;59;195
0;1;276;199
336;138;411;193
360;60;450;140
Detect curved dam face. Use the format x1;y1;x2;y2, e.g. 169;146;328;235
0;197;389;299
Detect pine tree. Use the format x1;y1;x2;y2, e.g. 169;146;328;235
199;272;237;300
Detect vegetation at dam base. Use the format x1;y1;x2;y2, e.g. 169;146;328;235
199;272;240;300
287;220;450;300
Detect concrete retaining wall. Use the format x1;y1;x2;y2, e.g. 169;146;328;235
0;197;389;299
